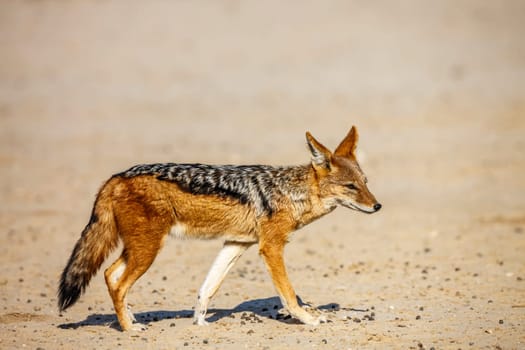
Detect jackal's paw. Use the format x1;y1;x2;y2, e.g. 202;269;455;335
119;322;147;332
130;324;147;332
303;314;327;326
293;309;326;326
193;317;210;326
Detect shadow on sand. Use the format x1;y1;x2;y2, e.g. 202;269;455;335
58;296;339;330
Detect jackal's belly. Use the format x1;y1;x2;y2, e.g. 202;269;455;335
169;220;259;243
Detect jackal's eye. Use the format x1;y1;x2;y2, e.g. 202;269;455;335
346;183;358;191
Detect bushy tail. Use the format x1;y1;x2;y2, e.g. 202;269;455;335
58;186;119;312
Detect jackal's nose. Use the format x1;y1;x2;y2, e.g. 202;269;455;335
373;203;382;212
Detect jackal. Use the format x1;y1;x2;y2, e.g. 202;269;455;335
58;126;381;331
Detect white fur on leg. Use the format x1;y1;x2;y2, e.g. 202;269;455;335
110;263;137;324
110;262;126;284
194;242;251;325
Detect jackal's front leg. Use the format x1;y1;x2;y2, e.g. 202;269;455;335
259;239;325;326
194;241;252;325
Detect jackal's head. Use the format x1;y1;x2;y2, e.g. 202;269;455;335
306;126;382;214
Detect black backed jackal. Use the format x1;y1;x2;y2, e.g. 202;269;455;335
58;126;381;331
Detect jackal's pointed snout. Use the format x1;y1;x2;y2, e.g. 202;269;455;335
373;203;382;212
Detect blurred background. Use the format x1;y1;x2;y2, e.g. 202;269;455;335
0;1;524;348
1;0;523;225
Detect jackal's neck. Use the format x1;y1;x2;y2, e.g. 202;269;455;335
275;164;335;227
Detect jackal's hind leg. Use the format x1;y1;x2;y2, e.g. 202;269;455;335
105;244;161;331
194;241;253;326
105;254;137;325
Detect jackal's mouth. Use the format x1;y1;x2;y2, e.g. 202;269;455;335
340;200;378;214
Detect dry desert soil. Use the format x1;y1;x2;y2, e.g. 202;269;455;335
1;1;524;349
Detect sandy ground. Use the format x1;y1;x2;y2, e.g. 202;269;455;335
1;1;524;349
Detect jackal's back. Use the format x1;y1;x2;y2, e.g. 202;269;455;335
118;163;310;216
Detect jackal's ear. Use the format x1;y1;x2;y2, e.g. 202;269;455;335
306;132;332;169
334;126;359;159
